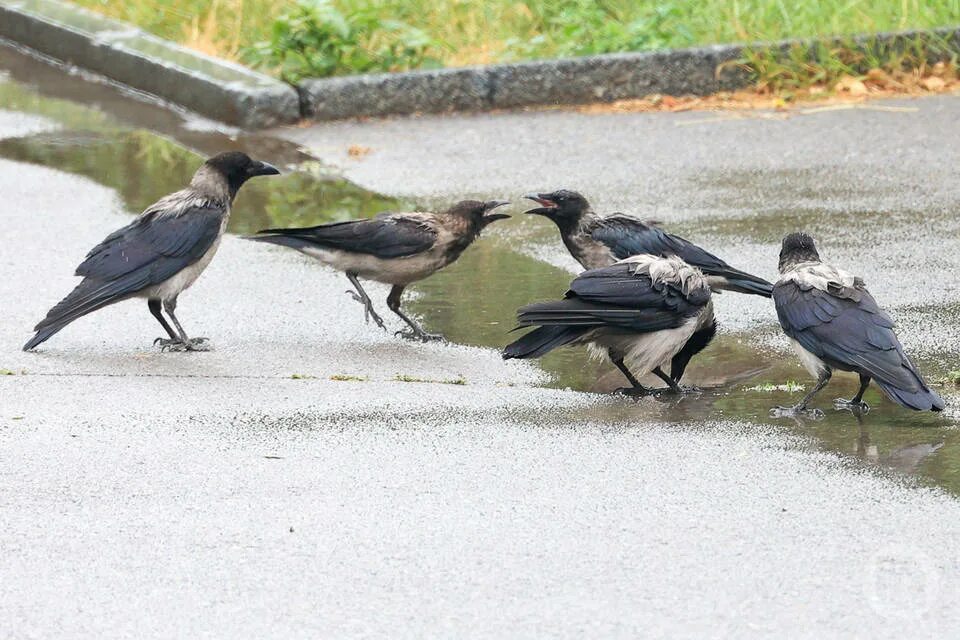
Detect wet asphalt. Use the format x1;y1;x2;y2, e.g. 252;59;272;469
3;51;960;637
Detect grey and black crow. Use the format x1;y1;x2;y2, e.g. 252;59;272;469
772;232;943;414
503;254;713;395
248;200;510;341
525;189;772;382
525;190;773;295
23;151;280;352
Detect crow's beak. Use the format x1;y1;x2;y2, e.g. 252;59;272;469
482;200;511;223
250;160;281;177
524;193;557;215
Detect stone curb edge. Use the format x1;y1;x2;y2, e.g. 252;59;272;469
0;0;300;129
300;26;960;120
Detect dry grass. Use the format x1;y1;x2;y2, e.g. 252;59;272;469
576;61;959;114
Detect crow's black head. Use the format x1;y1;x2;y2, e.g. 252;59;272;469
779;232;821;271
446;199;511;228
524;190;590;225
202;151;280;198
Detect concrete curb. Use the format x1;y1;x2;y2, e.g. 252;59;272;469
0;0;300;128
300;26;960;120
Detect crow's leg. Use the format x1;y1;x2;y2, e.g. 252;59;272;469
157;296;211;352
610;353;650;397
345;272;386;330
653;367;685;394
772;370;831;417
387;285;443;342
834;373;871;413
149;299;180;347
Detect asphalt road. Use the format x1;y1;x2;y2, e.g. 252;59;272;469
3;94;960;638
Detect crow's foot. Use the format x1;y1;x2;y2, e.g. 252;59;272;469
345;290;386;329
834;398;870;413
665;383;701;395
154;337;212;352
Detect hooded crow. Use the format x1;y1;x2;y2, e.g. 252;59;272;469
248;200;510;341
503;254;713;395
23;151;280;352
525;190;771;383
772;232;944;414
525;190;773;296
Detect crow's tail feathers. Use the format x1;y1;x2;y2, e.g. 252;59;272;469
244;233;316;252
874;379;945;412
23;278;129;351
708;269;774;298
502;325;586;360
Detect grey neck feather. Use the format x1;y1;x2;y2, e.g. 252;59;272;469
189;165;232;202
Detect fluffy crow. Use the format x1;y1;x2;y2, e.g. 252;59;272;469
248;200;510;341
23;151;280;352
772;232;944;414
503;254;713;395
525;189;771;383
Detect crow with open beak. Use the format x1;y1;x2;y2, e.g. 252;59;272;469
503;254;712;395
23;151;280;352
524;189;773;383
772;232;944;415
248;200;510;341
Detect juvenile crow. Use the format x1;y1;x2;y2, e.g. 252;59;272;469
503;254;713;395
248;200;510;341
772;232;943;414
23;151;280;352
525;189;771;383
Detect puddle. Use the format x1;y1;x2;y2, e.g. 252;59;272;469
2;45;960;494
0;130;408;234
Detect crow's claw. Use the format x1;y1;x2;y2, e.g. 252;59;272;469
834;398;870;413
155;337;212;352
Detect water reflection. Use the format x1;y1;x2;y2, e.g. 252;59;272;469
0;130;410;234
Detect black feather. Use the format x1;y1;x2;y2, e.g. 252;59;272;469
24;200;224;350
502;325;587;359
254;215;436;259
774;279;943;412
588;215;773;297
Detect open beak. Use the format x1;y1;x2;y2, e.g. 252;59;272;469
524;193;558;215
482;200;511;223
250;160;281;177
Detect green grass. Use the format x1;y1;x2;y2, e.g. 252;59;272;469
72;0;960;83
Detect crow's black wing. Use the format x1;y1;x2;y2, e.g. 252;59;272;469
589;214;772;297
76;202;224;281
515;261;705;333
25;200;225;350
773;280;942;410
255;214;437;259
